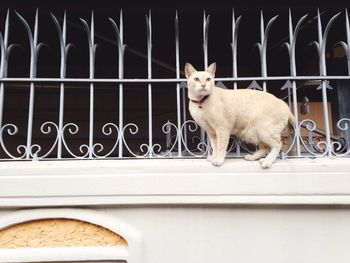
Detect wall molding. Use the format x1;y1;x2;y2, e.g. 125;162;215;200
0;208;143;263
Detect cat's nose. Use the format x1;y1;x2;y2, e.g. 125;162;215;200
201;84;206;89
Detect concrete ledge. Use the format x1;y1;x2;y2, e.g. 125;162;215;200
0;158;349;207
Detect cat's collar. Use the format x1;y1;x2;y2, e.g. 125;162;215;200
190;95;210;109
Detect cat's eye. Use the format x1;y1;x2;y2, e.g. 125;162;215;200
194;77;200;82
206;77;211;82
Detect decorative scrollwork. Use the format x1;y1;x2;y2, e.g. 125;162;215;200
61;123;90;159
91;123;120;158
180;120;209;157
151;121;179;157
299;119;329;156
29;121;60;159
227;137;239;153
0;124;27;159
122;123;149;157
331;118;350;156
121;121;180;158
0;122;58;160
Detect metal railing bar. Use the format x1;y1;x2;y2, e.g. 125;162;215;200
269;11;327;50
1;76;350;83
64;16;179;74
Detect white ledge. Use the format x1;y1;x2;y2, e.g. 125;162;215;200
0;246;128;262
0;158;350;207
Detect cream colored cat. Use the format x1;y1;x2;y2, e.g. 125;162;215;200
185;62;296;168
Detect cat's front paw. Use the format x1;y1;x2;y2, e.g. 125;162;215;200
244;154;255;161
259;158;272;169
211;157;225;166
207;155;215;162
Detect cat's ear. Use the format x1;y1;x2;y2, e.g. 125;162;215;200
185;63;197;79
206;62;216;77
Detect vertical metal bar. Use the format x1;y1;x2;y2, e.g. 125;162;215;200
203;12;209;69
320;81;332;155
317;9;324;76
26;82;35;159
0;82;4;130
57;12;67;159
109;12;126;158
289;10;299;156
292;81;301;155
287;88;292;108
165;120;171;149
202;12;209;149
88;11;95;158
57;82;64;159
258;11;278;93
232;9;237;90
175;11;182;157
118;10;124;158
346;127;350;153
317;10;340;156
288;9;308;157
346;9;350;75
307;129;314;153
260;11;267;92
24;9;39;159
231;9;241;90
181;83;188;147
146;10;153;157
0;10;10;130
231;9;242;156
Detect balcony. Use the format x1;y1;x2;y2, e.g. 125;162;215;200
1;3;350;263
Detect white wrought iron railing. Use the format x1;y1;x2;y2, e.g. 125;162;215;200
0;8;349;160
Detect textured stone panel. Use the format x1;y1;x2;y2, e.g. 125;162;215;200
0;219;127;248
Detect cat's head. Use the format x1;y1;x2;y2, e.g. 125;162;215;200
184;63;216;100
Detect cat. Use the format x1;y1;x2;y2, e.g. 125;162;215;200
184;62;296;168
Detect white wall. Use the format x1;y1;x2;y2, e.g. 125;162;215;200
0;158;350;263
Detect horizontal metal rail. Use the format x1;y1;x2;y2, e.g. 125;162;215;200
0;76;350;84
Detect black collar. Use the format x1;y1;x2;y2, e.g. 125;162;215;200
190;95;210;108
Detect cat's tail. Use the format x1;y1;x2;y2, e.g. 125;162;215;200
288;111;297;128
286;111;298;155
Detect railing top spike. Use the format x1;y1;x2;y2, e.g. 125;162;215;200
15;11;35;53
91;10;94;40
260;10;265;43
3;9;10;48
346;9;350;46
34;8;39;45
317;8;323;43
63;11;67;44
119;9;124;27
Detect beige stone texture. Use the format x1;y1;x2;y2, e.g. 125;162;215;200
0;219;127;248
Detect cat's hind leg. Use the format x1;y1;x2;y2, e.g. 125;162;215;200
207;132;217;162
259;138;282;168
245;144;268;161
